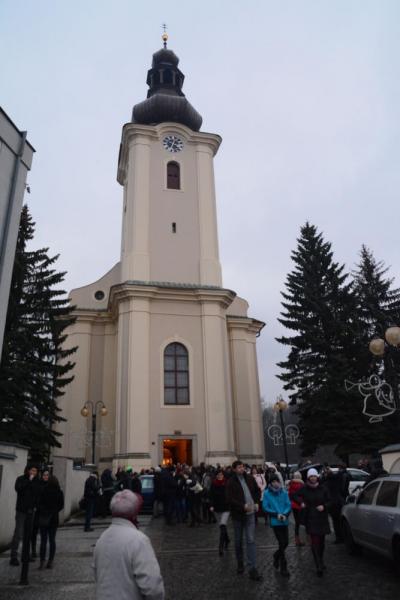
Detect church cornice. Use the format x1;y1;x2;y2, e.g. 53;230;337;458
109;280;236;312
117;122;222;184
227;315;265;336
67;308;112;324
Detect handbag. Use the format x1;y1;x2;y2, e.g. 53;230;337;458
193;482;203;494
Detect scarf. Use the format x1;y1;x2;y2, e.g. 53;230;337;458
307;480;319;489
213;478;225;487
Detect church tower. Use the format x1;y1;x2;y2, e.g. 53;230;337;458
55;36;265;469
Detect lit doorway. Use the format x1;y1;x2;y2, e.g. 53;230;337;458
162;438;193;466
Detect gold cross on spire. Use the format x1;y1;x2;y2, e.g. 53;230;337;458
162;23;168;48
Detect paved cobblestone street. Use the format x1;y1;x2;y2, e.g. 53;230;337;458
0;515;398;600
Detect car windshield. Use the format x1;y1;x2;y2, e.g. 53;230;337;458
348;469;369;481
140;477;154;490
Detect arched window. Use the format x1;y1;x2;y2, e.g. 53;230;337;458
167;161;180;190
164;343;189;405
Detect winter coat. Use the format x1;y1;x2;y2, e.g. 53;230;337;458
153;472;163;500
101;469;115;492
210;479;229;513
288;479;305;510
322;472;345;506
38;483;64;528
161;470;177;498
15;475;41;513
175;473;186;499
225;473;261;522
94;517;164;600
262;486;291;527
84;474;100;499
292;483;331;536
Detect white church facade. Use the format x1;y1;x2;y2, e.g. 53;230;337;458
55;41;265;470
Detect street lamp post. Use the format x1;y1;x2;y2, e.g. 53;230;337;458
80;401;108;465
369;326;400;411
273;395;289;479
369;326;400;434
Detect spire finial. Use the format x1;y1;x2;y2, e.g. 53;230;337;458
161;23;168;48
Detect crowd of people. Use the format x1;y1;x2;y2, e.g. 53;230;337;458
80;459;358;582
9;455;381;594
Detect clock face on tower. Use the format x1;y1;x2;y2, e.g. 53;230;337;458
163;135;184;153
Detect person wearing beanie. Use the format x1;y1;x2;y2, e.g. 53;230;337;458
288;471;306;546
292;468;331;577
262;474;292;578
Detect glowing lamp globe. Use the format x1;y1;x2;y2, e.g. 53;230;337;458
385;326;400;347
100;406;108;417
80;406;89;417
369;338;385;356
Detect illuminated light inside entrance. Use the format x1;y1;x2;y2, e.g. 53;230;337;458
162;438;192;465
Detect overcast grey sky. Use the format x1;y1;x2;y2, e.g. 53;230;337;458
1;1;400;404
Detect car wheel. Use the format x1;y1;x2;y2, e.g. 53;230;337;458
393;536;400;569
342;519;361;555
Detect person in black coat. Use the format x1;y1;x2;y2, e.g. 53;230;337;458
162;467;177;525
185;467;203;527
83;471;100;532
10;464;41;566
225;461;262;582
100;468;115;517
37;475;64;569
293;468;331;577
322;468;345;543
153;467;164;517
209;470;230;555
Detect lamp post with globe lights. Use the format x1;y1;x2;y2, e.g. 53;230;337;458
273;395;290;478
369;325;400;413
80;401;108;465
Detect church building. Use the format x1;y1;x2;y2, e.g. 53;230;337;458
55;37;265;470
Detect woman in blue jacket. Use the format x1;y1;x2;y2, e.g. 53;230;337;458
262;474;291;578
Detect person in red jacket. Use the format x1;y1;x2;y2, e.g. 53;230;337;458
288;471;305;546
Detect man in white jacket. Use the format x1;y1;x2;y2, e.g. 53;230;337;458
94;489;165;600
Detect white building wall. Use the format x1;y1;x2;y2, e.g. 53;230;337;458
0;108;34;352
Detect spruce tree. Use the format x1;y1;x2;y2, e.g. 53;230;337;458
0;205;77;461
351;246;400;442
276;223;368;459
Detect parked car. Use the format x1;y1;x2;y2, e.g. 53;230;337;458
341;474;400;567
139;474;155;514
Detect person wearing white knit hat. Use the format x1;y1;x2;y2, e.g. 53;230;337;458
292;467;331;576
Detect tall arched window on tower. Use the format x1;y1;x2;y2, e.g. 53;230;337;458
167;161;180;190
164;342;189;405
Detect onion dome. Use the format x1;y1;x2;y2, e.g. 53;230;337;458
132;34;202;131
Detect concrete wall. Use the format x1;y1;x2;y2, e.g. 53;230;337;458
52;457;90;523
0;442;28;550
0;108;34;352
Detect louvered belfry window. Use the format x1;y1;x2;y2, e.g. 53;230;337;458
164;342;189;405
167;161;180;189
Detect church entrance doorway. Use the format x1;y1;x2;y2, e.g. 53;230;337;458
162;438;193;466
